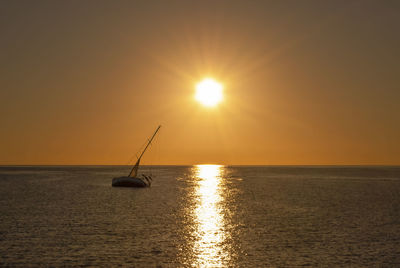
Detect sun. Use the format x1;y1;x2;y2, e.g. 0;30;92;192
195;78;223;107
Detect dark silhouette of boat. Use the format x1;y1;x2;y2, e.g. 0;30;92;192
112;125;161;188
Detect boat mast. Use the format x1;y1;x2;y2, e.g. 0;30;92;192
138;125;161;160
128;125;161;177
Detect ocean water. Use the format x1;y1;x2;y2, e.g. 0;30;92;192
0;165;399;267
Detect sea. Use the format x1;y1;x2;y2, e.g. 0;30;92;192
0;165;399;267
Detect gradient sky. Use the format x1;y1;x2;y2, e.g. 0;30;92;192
1;0;399;165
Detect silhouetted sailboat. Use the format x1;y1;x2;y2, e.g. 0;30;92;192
112;125;161;188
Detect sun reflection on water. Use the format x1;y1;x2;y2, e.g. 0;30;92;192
193;164;228;267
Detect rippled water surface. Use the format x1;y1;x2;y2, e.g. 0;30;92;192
1;166;400;266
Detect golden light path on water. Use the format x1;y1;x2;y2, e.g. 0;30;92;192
193;165;228;267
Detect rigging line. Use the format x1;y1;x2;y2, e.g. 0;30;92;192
126;137;151;165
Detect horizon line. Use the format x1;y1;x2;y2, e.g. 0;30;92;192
0;164;399;167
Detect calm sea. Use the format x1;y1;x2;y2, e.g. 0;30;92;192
0;166;399;267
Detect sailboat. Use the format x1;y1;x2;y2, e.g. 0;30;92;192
112;125;161;188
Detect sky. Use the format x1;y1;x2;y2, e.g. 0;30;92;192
1;0;399;165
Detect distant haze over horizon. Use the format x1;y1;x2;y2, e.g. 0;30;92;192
1;1;399;165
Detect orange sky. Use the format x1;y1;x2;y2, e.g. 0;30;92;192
1;1;399;165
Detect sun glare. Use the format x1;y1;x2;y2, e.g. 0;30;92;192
195;78;223;107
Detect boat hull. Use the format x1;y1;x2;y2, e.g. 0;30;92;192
112;176;149;187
